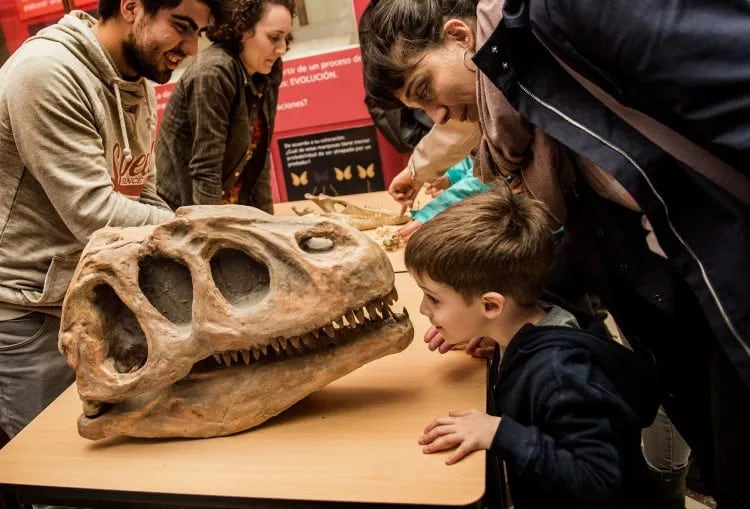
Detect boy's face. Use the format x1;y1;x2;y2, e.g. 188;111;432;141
412;272;487;344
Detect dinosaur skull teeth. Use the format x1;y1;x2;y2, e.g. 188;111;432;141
354;308;366;324
82;399;107;418
385;287;398;306
302;333;317;348
270;338;282;353
202;296;402;369
366;302;380;320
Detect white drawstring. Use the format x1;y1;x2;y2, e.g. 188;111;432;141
112;81;133;162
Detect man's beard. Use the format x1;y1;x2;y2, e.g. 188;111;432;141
121;33;172;84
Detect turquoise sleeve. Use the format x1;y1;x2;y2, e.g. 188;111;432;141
444;157;475;185
411;178;491;223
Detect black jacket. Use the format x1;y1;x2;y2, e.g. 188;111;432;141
474;0;750;387
490;304;659;509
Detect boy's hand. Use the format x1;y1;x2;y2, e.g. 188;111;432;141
398;219;423;240
424;328;495;358
423;325;455;353
418;409;501;464
465;337;497;359
424;176;451;197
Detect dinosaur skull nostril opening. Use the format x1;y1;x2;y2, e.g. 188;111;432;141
138;255;193;325
299;236;334;253
92;284;148;374
210;248;270;307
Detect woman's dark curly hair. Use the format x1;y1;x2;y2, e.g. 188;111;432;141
207;0;296;55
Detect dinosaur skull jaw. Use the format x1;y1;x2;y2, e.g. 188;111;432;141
77;307;412;439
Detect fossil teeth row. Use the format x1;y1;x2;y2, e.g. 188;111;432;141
210;289;401;368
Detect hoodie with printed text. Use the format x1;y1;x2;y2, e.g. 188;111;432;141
0;10;173;315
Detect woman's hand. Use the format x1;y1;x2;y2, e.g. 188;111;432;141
419;409;501;464
389;167;423;213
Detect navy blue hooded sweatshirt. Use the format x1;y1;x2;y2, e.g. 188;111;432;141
489;306;660;509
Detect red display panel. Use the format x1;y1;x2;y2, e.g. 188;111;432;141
14;0;63;21
275;46;370;133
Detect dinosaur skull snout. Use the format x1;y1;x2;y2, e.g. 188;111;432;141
59;206;413;439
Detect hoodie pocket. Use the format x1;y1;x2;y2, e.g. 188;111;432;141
21;254;81;306
0;312;50;351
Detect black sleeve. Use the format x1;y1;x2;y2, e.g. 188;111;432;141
537;0;750;171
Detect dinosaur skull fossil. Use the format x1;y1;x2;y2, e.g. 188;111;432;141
292;193;410;230
58;205;413;440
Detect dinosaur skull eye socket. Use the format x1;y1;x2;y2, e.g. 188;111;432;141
299;236;334;253
93;283;148;374
139;255;193;325
210;248;270;307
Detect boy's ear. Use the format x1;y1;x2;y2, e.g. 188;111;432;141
442;19;476;51
481;292;505;319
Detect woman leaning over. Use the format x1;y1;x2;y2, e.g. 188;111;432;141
156;0;295;212
360;1;750;508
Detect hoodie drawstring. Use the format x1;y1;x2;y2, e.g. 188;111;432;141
112;81;133;162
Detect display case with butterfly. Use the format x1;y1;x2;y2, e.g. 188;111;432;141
279;126;385;201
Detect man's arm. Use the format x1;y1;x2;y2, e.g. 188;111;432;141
9;55;172;243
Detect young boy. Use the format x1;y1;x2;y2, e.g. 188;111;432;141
404;184;660;509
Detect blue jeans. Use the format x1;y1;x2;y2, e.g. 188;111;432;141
0;312;74;438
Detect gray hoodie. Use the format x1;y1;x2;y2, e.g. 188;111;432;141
0;11;173;316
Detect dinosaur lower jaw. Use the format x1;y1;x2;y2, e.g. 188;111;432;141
76;311;414;440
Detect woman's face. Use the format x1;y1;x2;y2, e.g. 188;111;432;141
240;3;293;75
396;36;478;125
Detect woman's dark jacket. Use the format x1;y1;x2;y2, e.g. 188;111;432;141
474;0;750;387
155;44;280;213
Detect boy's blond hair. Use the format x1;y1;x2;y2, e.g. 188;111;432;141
404;184;554;306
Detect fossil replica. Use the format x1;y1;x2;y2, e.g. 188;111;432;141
291;193;410;230
59;205;413;440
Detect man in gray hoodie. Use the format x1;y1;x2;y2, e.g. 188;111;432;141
0;0;228;440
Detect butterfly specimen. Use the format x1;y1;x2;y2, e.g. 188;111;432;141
357;164;375;179
334;166;352;181
290;171;308;187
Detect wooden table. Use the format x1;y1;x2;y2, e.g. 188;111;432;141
275;191;411;273
0;273;486;508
